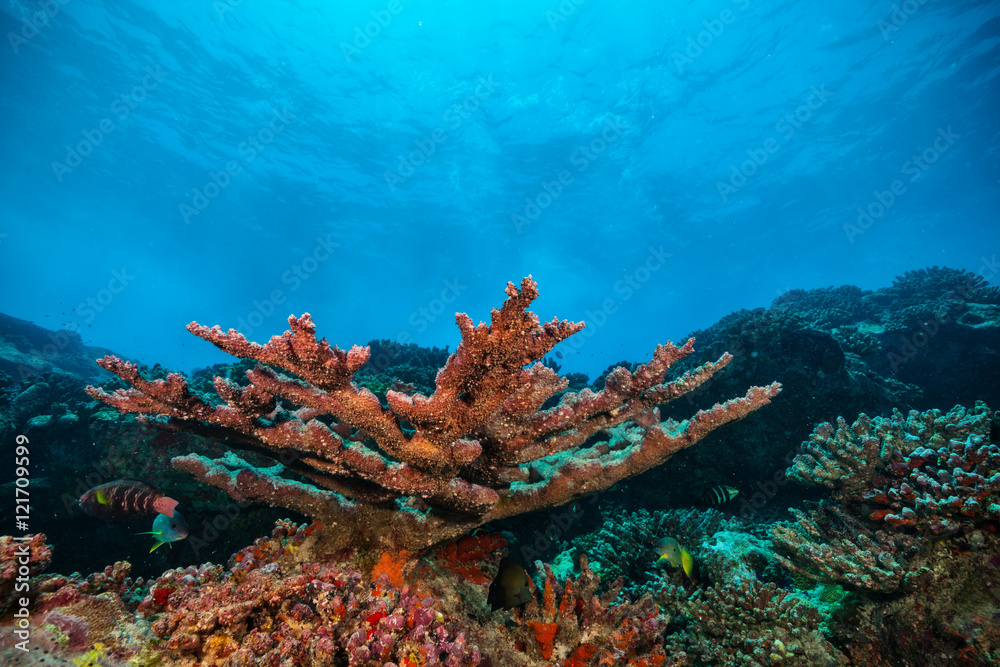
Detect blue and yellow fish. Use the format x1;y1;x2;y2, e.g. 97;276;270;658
138;511;189;552
655;537;694;578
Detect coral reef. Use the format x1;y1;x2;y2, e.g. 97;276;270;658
3;520;679;666
776;401;1000;663
0;558;152;667
656;577;847;665
788;402;1000;534
624;265;1000;517
770;502;924;593
86;277;780;553
511;555;667;665
571;507;746;593
626;304;922;517
0;534;51;614
772;284;880;330
141;558;480;666
356;338;453;399
5;267;1000;665
0;313;116;383
825;534;1000;666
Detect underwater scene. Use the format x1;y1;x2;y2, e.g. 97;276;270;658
1;1;999;665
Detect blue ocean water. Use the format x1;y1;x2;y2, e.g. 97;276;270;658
1;0;997;380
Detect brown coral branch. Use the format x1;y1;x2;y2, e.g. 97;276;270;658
491;382;782;519
87;276;781;552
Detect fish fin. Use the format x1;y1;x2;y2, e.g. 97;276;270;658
136;531;162;536
681;548;694;578
149;541;165;553
96;490;109;505
119;477;155;487
154;497;179;518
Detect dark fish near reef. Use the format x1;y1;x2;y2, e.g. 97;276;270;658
79;479;178;522
139;511;189;552
487;557;533;610
701;485;739;506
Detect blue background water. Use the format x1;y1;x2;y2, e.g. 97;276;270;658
1;0;997;379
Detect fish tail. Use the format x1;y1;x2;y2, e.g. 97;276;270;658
681;548;694;578
154;496;179;518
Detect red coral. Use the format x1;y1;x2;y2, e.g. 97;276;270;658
88;277;781;553
136;537;480;665
513;555;666;663
435;533;507;584
371;550;410;591
566;643;600;667
530;621;559;659
151;587;171;606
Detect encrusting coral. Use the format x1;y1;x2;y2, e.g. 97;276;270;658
86;277;781;553
139;539;482;666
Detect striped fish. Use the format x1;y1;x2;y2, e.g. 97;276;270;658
79;479;178;522
701;485;739;506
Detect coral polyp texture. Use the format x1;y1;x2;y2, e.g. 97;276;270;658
658;577;848;665
0;533;51;614
86;277;781;552
787;401;1000;534
513;555;667;665
139;554;481;666
770;501;924;593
